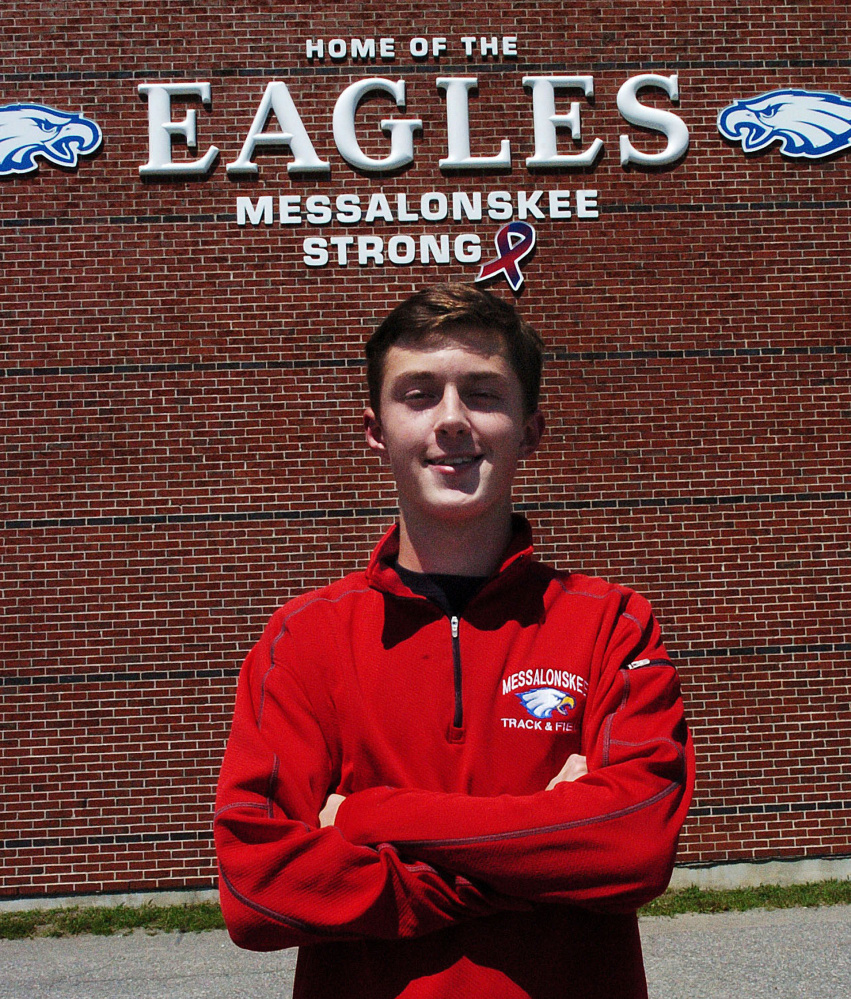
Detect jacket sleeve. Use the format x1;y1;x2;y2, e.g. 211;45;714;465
334;590;695;914
214;608;528;952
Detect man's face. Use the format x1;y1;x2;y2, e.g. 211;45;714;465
364;329;543;533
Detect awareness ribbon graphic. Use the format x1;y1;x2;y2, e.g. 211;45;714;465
476;221;536;291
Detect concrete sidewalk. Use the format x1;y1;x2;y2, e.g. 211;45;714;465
0;905;847;999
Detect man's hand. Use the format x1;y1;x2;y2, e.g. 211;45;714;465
545;754;588;790
319;792;346;827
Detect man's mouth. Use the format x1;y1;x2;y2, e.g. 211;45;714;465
425;454;483;469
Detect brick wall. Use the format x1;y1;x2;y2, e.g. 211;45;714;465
2;2;849;900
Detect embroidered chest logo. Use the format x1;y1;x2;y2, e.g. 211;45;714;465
501;668;587;733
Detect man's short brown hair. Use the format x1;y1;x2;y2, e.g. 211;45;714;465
365;283;544;415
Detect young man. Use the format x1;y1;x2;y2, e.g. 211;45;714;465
214;283;694;999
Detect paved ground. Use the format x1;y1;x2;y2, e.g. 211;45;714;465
0;905;848;999
640;905;850;998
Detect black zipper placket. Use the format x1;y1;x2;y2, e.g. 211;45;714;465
450;614;463;730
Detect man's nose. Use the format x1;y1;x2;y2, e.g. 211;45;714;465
435;388;470;435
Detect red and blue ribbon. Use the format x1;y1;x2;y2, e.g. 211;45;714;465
476;221;536;292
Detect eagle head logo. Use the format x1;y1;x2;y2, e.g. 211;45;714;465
0;103;102;177
516;688;576;720
718;89;851;159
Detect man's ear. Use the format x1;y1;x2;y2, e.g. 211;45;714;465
519;410;545;458
364;407;386;455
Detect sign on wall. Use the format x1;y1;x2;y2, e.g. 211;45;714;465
4;32;851;290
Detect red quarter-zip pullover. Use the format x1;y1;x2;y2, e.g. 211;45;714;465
215;517;694;998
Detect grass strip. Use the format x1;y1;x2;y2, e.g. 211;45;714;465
0;880;848;939
0;901;226;940
639;878;851;917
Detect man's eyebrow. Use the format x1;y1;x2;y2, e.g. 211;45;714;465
392;370;440;382
463;371;509;382
392;370;509;383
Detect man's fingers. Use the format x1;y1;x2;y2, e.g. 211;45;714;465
545;754;588;790
319;792;346;827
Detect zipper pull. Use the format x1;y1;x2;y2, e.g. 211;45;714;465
450;615;459;639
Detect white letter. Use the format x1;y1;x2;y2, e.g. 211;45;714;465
517;190;545;219
388;235;416;264
437;77;510;169
433;37;448;57
379;38;395;59
333;78;422;171
138;82;219;176
487;190;513;220
351;38;376;60
480;36;498;57
410;37;429;58
335;194;362;223
548;190;572;219
365;193;394;223
305;39;324;60
278;195;302;224
227;81;330;175
460;36;476;56
454;233;481;263
420;234;450;264
328;39;347;60
523;76;603;167
617;74;689;167
503;36;518;57
576;190;599;218
452;191;482;221
236;195;273;226
396;193;419;222
420;192;448;221
358;236;384;265
303;237;329;266
329;235;354;264
305;195;333;224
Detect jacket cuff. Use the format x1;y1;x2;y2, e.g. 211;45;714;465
334;786;396;846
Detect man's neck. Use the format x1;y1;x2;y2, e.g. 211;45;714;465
395;505;514;577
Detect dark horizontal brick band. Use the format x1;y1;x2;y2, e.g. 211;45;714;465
516;491;850;512
680;642;851;661
5;491;848;532
3;642;848;690
4;344;848;380
2;357;366;380
3;802;848;851
690;799;851;818
3;56;851;86
1;667;241;688
4;199;851;232
4;504;400;530
1;829;214;852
